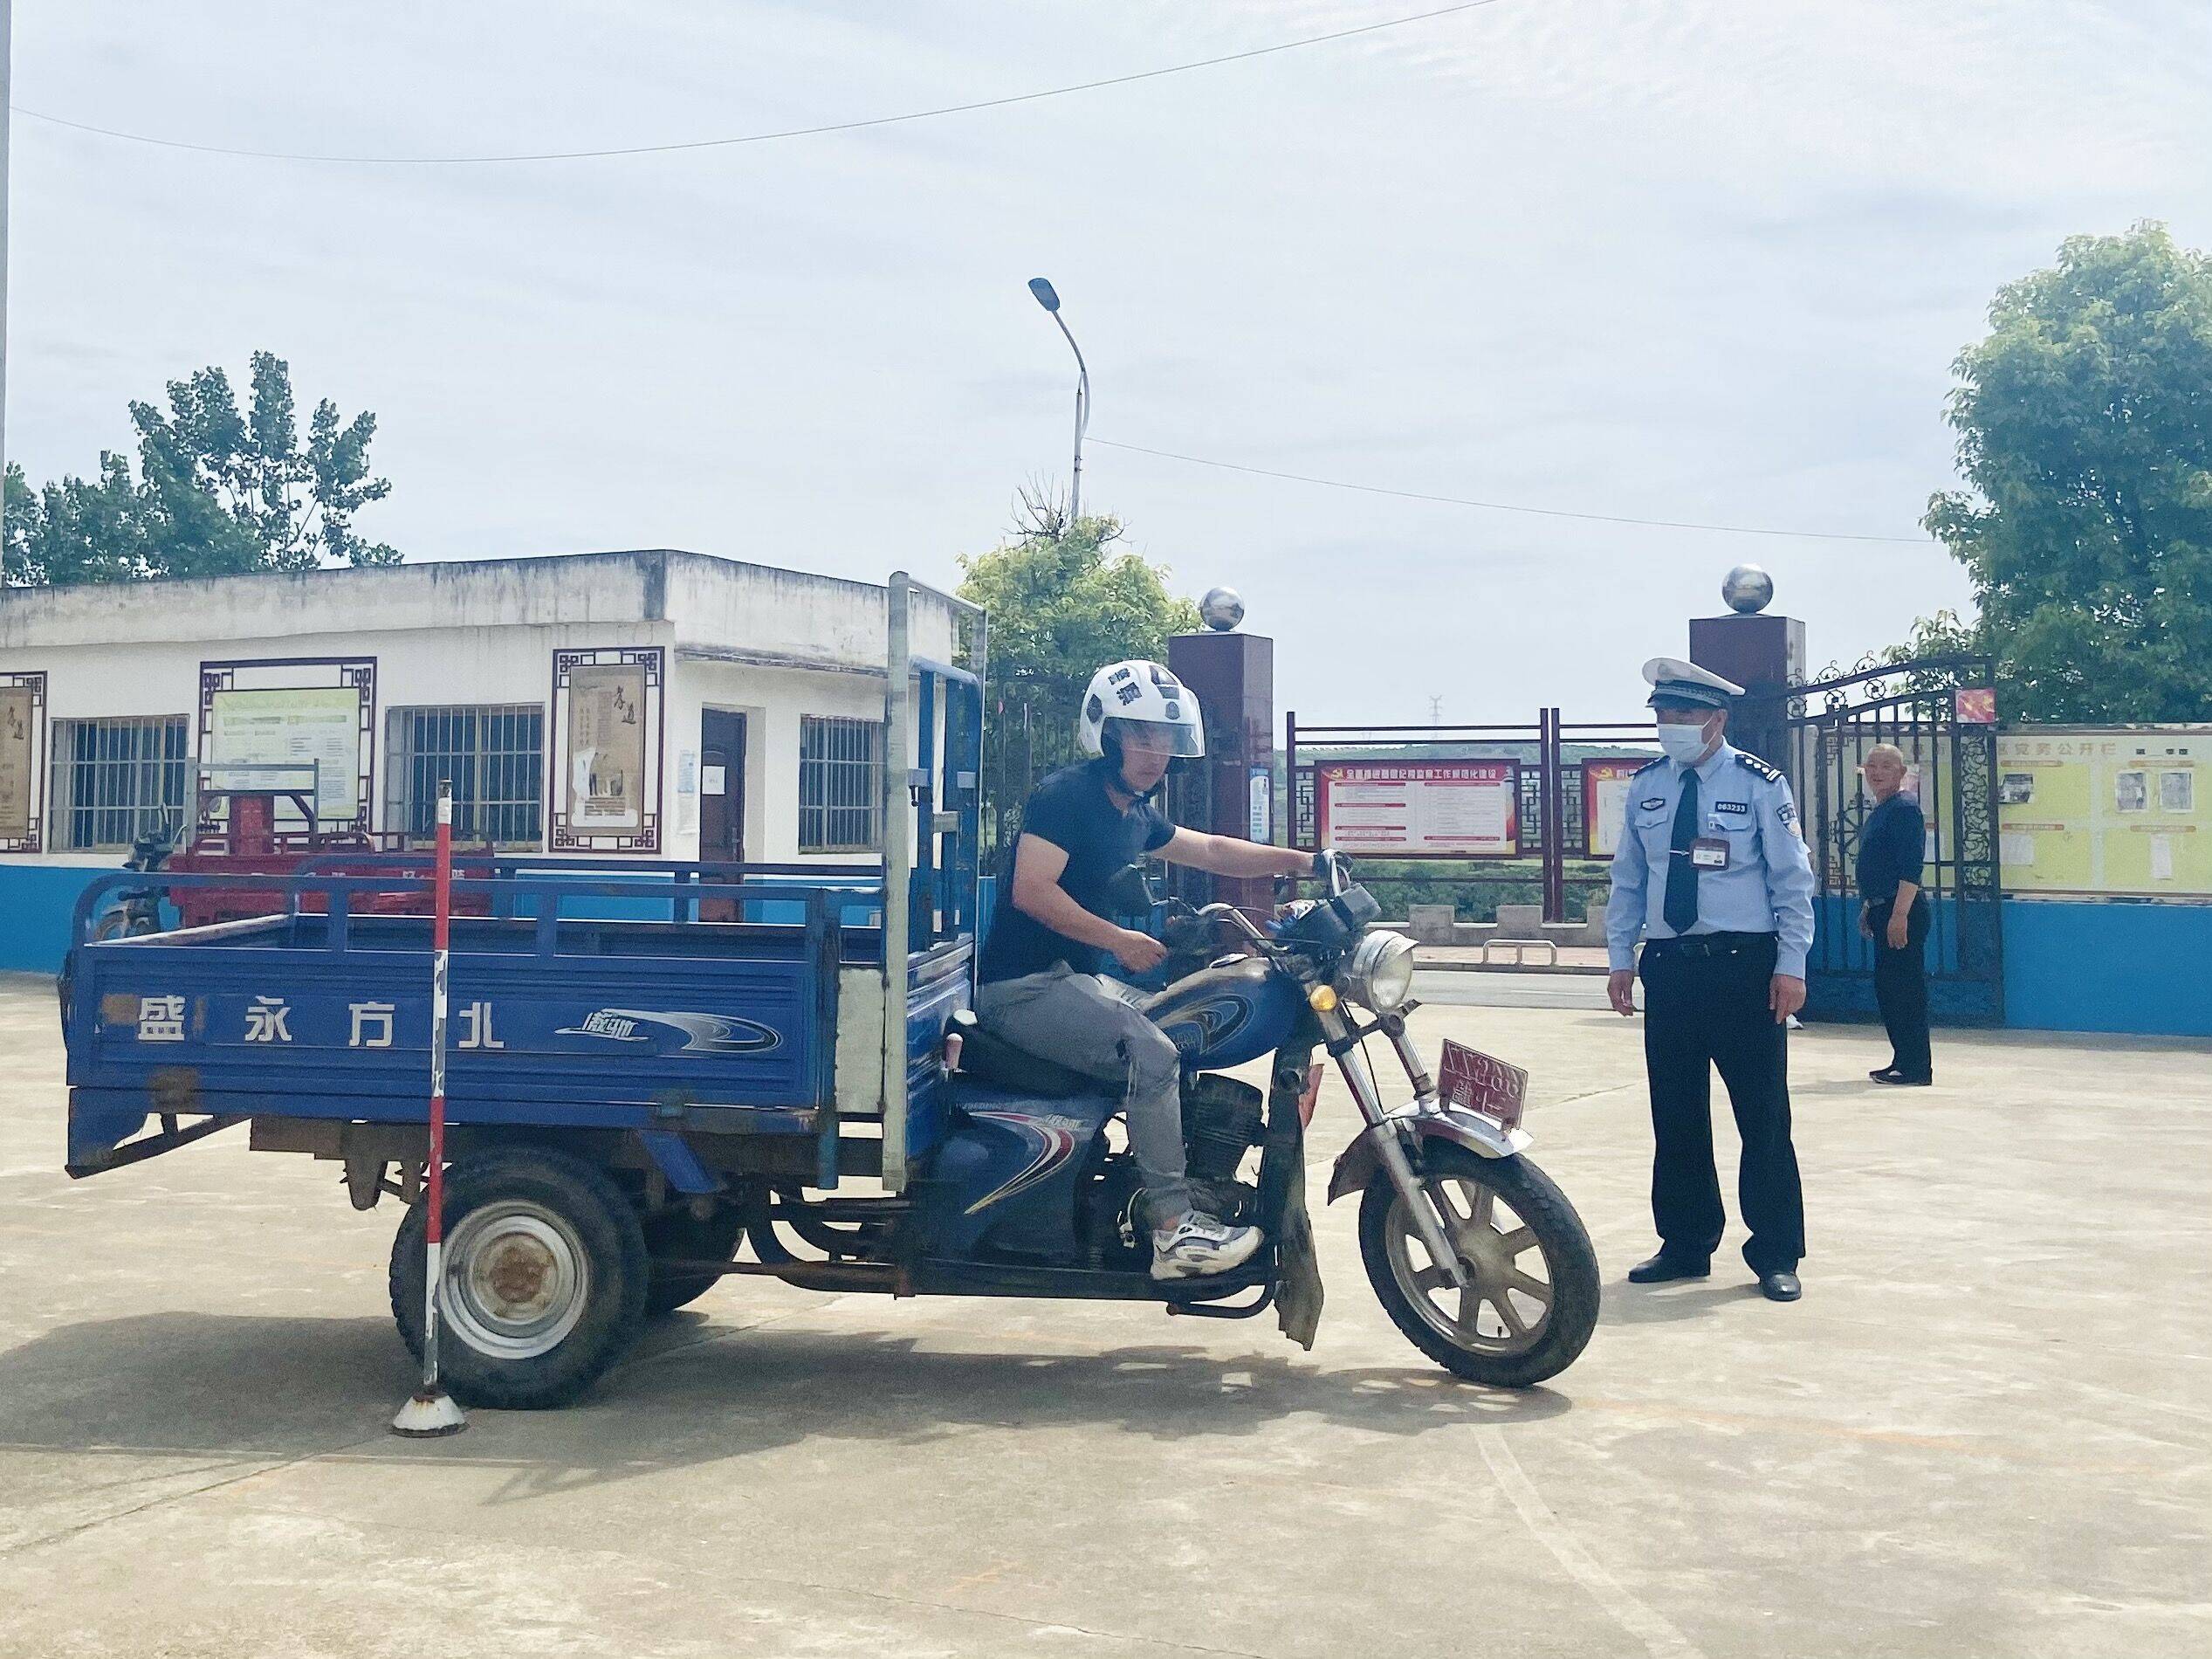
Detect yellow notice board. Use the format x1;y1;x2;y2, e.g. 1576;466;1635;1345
1996;728;2211;897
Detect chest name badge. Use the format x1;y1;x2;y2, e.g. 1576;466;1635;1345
1690;836;1730;870
1714;801;1750;816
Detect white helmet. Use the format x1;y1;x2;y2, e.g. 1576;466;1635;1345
1079;659;1206;761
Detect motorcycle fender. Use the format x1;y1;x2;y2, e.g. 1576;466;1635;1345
1325;1109;1534;1204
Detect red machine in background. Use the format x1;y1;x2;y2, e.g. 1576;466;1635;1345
129;763;494;933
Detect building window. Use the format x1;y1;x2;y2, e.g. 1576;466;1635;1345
50;717;189;851
800;716;882;852
388;706;544;848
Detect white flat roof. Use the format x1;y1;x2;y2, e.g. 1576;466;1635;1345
0;549;962;671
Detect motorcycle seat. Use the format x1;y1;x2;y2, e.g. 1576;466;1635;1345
950;1009;1103;1099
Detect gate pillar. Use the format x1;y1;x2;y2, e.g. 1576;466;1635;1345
1689;565;1804;771
1168;590;1274;915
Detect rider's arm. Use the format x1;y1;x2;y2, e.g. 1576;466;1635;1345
1157;828;1315;878
1009;833;1148;954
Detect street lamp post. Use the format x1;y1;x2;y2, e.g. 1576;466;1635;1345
1027;278;1089;527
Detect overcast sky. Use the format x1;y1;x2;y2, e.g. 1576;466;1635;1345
11;1;2210;723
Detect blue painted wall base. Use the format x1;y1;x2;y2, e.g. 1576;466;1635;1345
0;866;113;972
2000;898;2212;1038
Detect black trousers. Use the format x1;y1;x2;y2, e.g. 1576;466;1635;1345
1868;898;1932;1080
1638;934;1806;1275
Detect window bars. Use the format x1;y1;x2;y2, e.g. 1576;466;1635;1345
393;706;544;847
800;715;882;852
52;717;189;851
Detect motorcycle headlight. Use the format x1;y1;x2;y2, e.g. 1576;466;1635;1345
1339;930;1418;1013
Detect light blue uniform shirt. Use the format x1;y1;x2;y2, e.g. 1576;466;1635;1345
1604;740;1817;979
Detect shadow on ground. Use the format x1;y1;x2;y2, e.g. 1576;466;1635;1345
0;1308;1574;1504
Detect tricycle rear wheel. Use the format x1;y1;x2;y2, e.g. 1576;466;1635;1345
389;1146;649;1409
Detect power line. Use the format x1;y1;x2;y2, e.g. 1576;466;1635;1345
1089;437;1936;544
10;2;1508;166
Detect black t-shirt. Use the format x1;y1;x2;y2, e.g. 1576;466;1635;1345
1857;793;1926;902
979;759;1175;983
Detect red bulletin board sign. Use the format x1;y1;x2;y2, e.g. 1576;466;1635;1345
1583;758;1653;860
1315;761;1520;857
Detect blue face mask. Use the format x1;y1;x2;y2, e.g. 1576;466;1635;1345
1657;718;1716;764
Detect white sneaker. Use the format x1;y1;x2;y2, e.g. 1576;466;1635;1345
1150;1213;1263;1281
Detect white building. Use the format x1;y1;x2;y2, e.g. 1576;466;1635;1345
0;551;965;963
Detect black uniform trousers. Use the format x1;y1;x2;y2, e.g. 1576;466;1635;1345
1867;898;1932;1081
1638;933;1806;1275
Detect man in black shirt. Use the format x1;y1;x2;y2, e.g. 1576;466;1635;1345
1857;745;1932;1085
975;659;1314;1280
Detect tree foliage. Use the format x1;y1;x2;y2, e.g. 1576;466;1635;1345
957;491;1201;704
4;351;400;585
1924;223;2212;722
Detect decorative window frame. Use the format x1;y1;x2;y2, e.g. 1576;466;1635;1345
549;645;664;852
196;657;378;830
0;670;51;852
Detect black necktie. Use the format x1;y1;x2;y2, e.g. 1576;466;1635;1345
1665;772;1700;933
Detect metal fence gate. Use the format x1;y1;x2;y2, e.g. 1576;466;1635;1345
1758;657;2003;1026
1284;711;1658;923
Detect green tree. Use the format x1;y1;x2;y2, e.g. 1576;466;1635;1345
1923;223;2212;722
958;491;1200;694
4;350;400;586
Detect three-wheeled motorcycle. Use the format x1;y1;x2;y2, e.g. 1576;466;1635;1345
58;574;1598;1408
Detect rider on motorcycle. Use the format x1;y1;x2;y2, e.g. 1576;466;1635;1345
975;659;1316;1280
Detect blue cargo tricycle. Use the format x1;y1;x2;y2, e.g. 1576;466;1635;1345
58;577;1597;1406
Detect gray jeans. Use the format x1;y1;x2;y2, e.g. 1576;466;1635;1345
973;963;1192;1226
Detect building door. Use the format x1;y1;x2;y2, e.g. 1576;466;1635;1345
699;711;746;919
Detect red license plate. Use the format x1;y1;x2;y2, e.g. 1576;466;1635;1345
1436;1039;1528;1132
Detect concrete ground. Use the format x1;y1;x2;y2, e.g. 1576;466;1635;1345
2;970;2208;1659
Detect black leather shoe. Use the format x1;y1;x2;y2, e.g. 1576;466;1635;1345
1627;1252;1710;1284
1758;1271;1803;1302
1872;1070;1933;1086
1869;1067;1899;1081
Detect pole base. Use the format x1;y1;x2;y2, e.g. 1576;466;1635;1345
390;1386;469;1438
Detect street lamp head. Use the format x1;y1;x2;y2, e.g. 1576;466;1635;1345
1027;277;1061;313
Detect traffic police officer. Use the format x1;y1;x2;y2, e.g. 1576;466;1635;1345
1605;657;1816;1302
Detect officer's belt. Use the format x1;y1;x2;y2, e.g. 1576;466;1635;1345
1644;932;1776;960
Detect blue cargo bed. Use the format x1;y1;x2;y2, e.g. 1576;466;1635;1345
62;864;971;1188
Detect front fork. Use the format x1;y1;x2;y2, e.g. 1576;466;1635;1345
1318;1008;1472;1291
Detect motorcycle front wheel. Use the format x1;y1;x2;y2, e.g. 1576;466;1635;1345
1359;1145;1599;1388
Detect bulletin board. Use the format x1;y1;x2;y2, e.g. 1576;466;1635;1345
1314;761;1521;857
1582;758;1652;859
550;645;664;852
1996;728;2210;897
0;671;50;852
198;658;376;829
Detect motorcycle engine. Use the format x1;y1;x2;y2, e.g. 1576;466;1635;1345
1181;1074;1265;1181
1087;1075;1267;1267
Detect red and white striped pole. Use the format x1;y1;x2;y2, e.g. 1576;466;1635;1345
393;781;467;1436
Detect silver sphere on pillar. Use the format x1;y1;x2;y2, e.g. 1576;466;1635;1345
1199;586;1246;631
1721;563;1774;615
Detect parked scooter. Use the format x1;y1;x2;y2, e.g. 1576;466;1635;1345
92;817;182;941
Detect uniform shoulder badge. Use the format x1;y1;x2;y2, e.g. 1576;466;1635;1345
1735;753;1782;782
1630;755;1666;776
